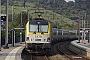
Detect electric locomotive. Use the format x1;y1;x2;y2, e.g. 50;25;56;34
25;18;51;52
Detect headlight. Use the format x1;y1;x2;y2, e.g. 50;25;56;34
47;38;50;42
26;37;29;41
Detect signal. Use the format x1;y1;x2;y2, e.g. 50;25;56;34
1;20;4;25
1;16;6;21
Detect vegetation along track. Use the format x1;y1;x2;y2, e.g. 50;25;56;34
58;41;90;60
21;48;50;60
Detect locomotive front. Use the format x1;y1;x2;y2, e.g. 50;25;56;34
25;18;51;52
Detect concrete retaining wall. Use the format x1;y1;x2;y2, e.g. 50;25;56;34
69;40;90;57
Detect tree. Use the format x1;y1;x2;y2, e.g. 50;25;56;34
15;12;28;28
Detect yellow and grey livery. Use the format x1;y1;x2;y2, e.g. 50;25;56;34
25;18;51;52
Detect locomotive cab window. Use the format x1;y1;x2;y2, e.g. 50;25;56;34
29;20;48;33
29;24;48;32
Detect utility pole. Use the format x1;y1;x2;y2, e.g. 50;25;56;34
77;11;81;43
4;0;9;49
12;6;14;47
27;7;29;21
83;12;86;44
20;11;22;43
0;0;1;51
81;16;84;40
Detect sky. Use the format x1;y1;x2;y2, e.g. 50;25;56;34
65;0;75;2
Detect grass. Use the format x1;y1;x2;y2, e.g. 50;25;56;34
1;3;78;30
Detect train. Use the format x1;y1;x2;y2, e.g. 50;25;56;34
51;28;78;43
25;18;51;52
25;18;78;53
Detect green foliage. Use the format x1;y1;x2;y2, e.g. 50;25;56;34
15;12;28;27
2;0;90;38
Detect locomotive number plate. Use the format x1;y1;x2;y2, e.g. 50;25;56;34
35;39;41;41
35;35;42;38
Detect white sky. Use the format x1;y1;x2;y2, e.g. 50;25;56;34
65;0;75;2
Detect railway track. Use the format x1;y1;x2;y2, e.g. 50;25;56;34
58;41;89;60
21;41;90;60
30;55;49;60
21;48;50;60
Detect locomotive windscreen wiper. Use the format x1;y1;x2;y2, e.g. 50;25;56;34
33;25;43;34
33;27;38;34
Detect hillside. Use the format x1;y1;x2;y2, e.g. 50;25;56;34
2;0;90;30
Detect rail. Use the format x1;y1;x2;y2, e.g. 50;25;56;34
58;41;89;60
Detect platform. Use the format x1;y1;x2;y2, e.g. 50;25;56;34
0;42;25;60
70;40;90;57
78;40;90;48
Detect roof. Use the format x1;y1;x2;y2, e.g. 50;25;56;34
0;14;6;16
30;18;48;25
